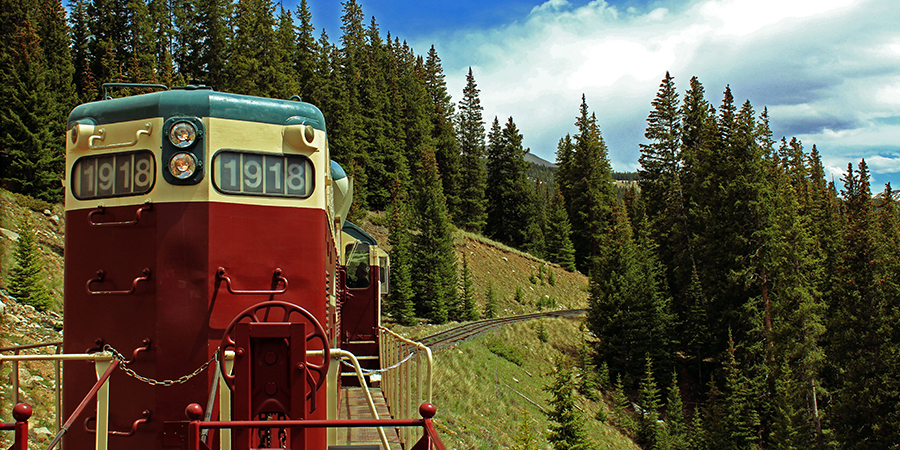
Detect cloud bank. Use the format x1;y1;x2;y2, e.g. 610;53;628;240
418;0;900;187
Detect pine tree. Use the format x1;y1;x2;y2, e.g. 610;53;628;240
35;0;77;126
225;0;279;96
410;148;457;324
424;45;461;222
665;371;689;450
566;96;617;273
637;357;663;449
483;284;498;319
457;253;479;321
294;0;317;100
8;217;54;311
385;179;415;325
719;332;761;449
124;0;157;83
545;185;576;271
512;407;542;450
193;0;231;87
758;136;828;448
545;364;593;450
272;5;301;98
554;133;577;208
456;67;488;232
0;12;64;201
69;0;94;100
826;160;900;448
485;117;542;252
639;71;681;224
587;204;674;387
86;0;129;86
611;374;636;436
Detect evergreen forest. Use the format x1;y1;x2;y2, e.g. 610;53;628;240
2;0;899;448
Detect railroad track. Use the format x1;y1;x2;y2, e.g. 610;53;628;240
421;309;587;352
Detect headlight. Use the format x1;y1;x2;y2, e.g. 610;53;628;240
169;152;197;179
169;121;197;148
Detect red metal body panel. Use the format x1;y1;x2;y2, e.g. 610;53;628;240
340;267;381;387
341;268;379;344
63;202;334;450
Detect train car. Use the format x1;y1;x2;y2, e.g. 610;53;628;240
60;84;442;450
340;222;389;385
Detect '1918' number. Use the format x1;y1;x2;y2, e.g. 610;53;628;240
213;151;313;198
72;151;155;199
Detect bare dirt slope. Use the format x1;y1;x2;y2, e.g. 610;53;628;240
359;213;590;324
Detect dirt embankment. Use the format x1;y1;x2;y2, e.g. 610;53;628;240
360;214;590;318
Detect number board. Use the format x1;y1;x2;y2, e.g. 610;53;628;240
72;151;156;200
213;150;314;198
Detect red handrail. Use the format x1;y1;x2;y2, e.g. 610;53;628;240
0;403;32;450
184;402;446;450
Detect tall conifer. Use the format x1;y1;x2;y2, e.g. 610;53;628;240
485;117;541;252
424;46;461;222
385;179;415;325
456;68;488;232
567;96;617;273
410;148;457;324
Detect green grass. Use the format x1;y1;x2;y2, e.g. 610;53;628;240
429;317;639;450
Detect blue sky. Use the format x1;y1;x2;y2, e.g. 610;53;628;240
295;0;900;189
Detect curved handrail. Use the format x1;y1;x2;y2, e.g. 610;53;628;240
86;268;151;295
84;410;149;436
88;203;152;227
215;267;287;295
89;123;153;150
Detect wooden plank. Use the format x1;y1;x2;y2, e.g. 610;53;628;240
336;387;403;449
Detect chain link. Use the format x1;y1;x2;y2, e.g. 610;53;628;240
104;344;216;386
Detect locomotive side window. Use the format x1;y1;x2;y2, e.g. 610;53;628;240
346;244;370;289
213;150;314;198
72;150;156;200
379;256;389;295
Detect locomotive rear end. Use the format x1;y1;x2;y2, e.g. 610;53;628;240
63;86;340;450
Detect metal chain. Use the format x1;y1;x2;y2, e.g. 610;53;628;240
104;344;216;386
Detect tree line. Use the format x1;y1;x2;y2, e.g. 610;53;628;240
573;72;900;449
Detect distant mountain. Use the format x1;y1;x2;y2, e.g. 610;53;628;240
525;152;556;168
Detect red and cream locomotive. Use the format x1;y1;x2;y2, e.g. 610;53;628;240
59;84;442;450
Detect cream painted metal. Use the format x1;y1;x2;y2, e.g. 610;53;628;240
0;352;114;450
65;117;332;212
378;328;433;448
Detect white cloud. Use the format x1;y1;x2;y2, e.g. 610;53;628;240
422;0;900;186
695;0;859;37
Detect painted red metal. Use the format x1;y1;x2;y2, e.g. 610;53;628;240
180;402;446;450
63;201;334;450
2;403;33;450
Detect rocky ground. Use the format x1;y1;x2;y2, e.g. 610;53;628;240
0;292;65;448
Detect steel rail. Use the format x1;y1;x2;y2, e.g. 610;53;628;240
421;309;587;352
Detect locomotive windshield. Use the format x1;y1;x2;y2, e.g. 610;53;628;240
346;244;370;289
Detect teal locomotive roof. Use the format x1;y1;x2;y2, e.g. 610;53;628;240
342;221;378;246
68;89;326;132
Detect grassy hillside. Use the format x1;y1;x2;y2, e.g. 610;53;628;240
358;214;639;449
